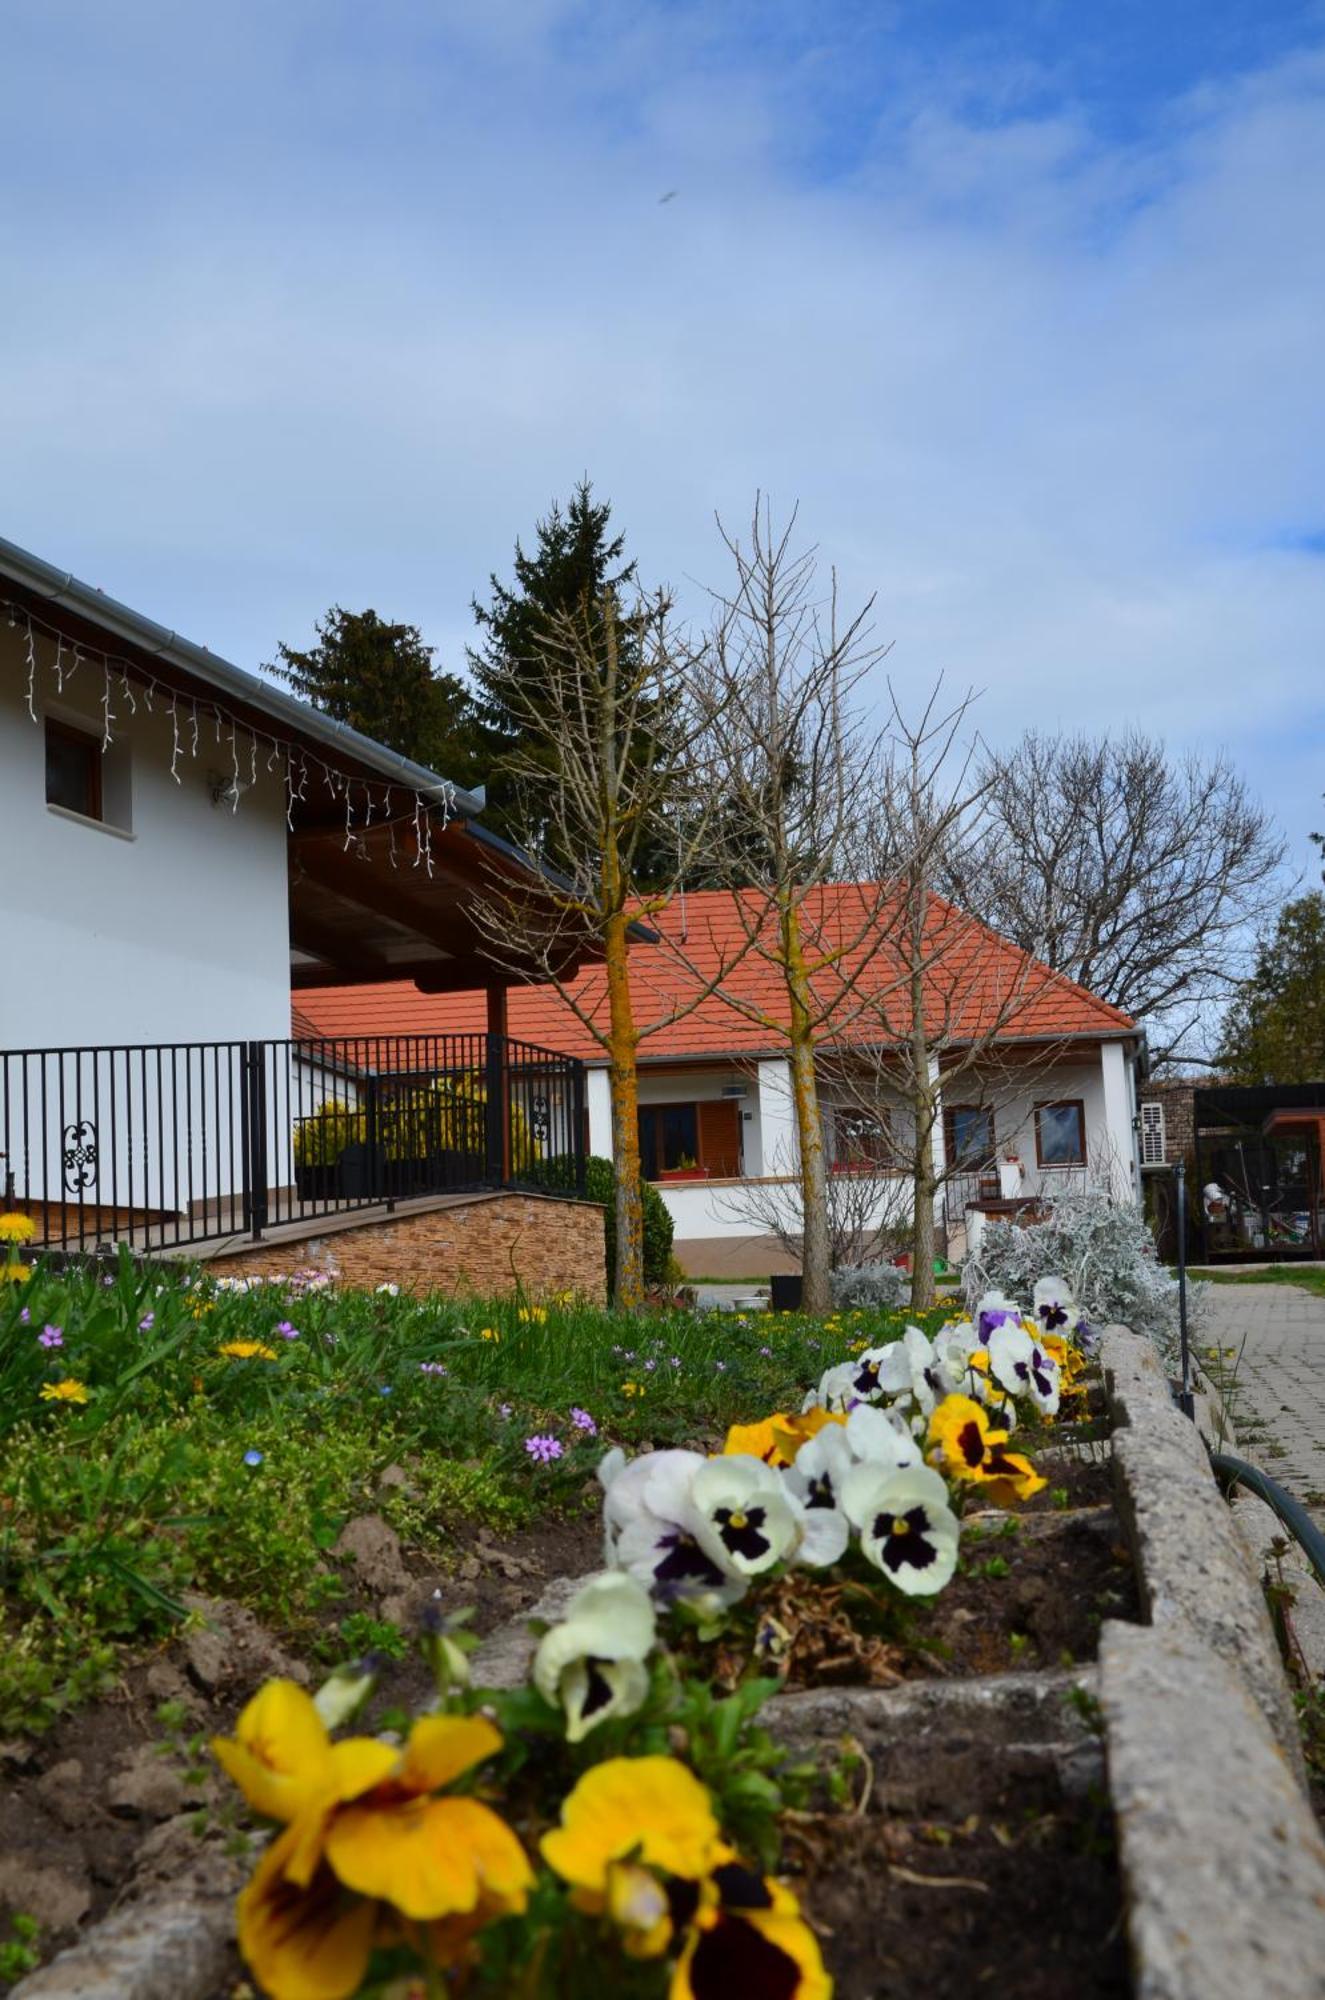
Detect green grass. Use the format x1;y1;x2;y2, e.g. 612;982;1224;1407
1193;1266;1325;1298
0;1251;946;1734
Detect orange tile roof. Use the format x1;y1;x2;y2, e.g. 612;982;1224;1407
293;884;1135;1062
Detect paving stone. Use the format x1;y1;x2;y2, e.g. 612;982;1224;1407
764;1669;1105;1814
1100;1617;1325;2000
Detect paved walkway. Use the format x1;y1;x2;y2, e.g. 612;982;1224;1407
1200;1283;1325;1517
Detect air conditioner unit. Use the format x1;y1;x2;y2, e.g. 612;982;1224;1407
720;1082;749;1099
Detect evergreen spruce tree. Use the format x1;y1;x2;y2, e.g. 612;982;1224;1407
468;481;644;852
268;607;487;795
1215;891;1325;1083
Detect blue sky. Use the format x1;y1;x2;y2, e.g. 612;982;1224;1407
2;0;1323;871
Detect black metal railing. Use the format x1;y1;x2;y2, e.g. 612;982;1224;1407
943;1164;1087;1226
0;1034;588;1254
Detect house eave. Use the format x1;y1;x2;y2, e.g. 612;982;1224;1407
0;531;484;816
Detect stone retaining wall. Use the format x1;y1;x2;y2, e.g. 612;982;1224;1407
201;1190;607;1305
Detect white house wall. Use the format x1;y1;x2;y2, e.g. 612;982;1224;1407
0;628;293;1052
1;632;294;1212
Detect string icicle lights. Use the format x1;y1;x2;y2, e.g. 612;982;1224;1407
4;598;455;862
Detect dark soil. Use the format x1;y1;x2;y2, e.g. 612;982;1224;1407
788;1790;1128;2000
0;1507;603;1989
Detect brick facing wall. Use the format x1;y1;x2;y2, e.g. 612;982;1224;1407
203;1192;607;1304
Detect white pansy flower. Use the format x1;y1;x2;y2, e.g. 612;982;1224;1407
783;1427;853;1568
600;1447;747;1605
1032;1276;1075;1334
987;1324;1061;1416
689;1455;800;1577
841;1462;960;1596
533;1571;656;1741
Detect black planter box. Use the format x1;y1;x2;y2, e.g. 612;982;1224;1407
769;1273;803;1311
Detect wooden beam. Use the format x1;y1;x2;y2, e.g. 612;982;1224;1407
289;910;392;980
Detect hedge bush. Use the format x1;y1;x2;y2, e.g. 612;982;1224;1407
525;1154;674;1294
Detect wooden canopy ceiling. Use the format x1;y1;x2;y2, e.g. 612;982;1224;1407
289;818;566;993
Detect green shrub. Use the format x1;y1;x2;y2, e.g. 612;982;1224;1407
525;1154;674;1293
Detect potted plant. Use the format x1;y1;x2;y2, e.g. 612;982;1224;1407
657;1153;709;1183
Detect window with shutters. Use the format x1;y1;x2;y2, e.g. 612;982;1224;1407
1140;1101;1166;1168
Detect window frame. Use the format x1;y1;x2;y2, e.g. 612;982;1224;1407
638;1101;702;1179
1034;1099;1087;1169
943;1103;997;1171
45;716;104;823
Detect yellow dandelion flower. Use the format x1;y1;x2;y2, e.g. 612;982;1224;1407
40;1378;89;1405
0;1212;37;1244
621;1380;646;1398
218;1339;278;1361
1;1263;33;1284
479;1326;501;1343
517;1305;547;1324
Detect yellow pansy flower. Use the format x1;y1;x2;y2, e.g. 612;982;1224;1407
927;1395;1046;1506
542;1756;720;1907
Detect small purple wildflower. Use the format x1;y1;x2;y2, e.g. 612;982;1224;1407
644;1358;657;1372
39;1324;63;1349
378;1384;394;1397
611;1344;623;1355
19;1307;30;1324
276;1320;300;1340
498;1402;513;1418
670;1356;682;1368
759;1346;773;1358
569;1407;597;1436
623;1350;636;1361
419;1361;449;1377
243;1449;264;1467
524;1434;563;1464
714;1360;727;1373
138;1311;155;1332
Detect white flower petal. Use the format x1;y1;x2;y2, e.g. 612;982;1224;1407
845;1402;922;1473
690;1455;799;1575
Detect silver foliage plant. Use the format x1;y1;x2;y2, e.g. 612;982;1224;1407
962;1192;1196;1368
829;1261;911;1312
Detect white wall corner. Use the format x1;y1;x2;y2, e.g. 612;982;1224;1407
586;1067;614;1159
755;1057;797;1180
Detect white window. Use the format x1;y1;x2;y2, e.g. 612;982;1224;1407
1140;1101;1166;1168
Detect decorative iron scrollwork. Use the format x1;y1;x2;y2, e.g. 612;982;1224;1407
62;1121;98;1194
529;1095;551;1147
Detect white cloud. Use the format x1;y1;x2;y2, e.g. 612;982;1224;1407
0;5;1322;864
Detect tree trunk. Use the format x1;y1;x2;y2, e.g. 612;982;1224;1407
780;897;831;1315
909;962;938;1312
603;907;644;1309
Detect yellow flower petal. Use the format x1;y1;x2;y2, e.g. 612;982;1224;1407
212;1679;335;1825
541;1756;720;1893
326;1795;522;1921
397;1713;503;1794
237;1824;379;2000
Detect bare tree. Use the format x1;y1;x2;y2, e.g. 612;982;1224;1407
857;686;1072;1310
944;732;1286;1067
712;1123;912;1272
470;590;742;1308
687;503;894;1313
